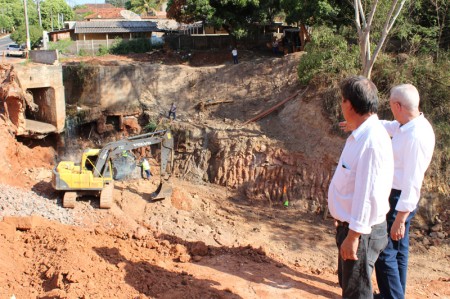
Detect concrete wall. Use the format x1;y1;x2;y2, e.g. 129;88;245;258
15;64;66;132
63;65;142;116
29;50;59;65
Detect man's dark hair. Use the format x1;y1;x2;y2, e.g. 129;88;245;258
340;76;378;115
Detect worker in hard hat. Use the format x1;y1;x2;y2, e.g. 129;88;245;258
140;158;152;180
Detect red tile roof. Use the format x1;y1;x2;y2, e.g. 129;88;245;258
74;4;116;14
84;8;126;20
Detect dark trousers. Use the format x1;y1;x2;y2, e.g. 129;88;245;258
168;111;176;120
375;189;416;299
232;55;238;64
336;221;388;299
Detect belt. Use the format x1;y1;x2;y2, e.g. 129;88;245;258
335;220;349;227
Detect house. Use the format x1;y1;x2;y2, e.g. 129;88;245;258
74;21;159;41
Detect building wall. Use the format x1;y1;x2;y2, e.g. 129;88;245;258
14;65;66;132
63;65;141;117
50;31;71;42
76;32;152;41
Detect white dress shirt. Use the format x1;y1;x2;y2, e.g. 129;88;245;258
381;113;435;212
328;115;393;234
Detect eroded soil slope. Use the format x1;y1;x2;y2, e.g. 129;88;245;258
0;54;449;298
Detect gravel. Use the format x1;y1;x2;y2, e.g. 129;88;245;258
0;184;77;225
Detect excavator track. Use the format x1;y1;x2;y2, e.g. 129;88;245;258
99;182;114;209
63;192;77;208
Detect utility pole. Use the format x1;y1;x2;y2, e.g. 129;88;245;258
23;0;31;50
37;0;42;27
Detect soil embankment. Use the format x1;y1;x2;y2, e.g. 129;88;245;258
0;53;448;298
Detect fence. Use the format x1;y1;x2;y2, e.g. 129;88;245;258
61;34;272;55
64;37;164;55
164;33;273;51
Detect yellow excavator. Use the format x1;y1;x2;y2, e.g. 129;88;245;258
52;130;174;209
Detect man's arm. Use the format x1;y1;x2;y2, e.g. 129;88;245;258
341;148;380;260
380;119;399;137
340;230;361;260
340;120;399;136
392;138;427;240
391;211;410;241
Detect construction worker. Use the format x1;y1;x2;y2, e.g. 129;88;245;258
168;103;177;120
140;158;152;180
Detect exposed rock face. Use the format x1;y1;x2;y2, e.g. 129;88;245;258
0;64;27;135
172;124;337;209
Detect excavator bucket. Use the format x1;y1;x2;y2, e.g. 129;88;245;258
151;181;173;200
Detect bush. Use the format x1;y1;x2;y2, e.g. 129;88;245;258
365;51;449;198
144;118;158;132
97;45;109;56
297;26;359;85
48;39;73;54
78;49;89;56
109;37;152;55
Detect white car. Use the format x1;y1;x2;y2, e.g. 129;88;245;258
6;44;25;57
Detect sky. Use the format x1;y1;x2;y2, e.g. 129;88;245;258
65;0;106;7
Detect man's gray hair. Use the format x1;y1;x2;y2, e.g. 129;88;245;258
390;84;420;111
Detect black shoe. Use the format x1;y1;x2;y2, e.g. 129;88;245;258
373;293;383;299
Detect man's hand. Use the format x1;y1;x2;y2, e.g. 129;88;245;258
340;230;360;261
391;211;410;241
339;121;356;132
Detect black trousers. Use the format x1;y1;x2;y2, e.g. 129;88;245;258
336;221;388;299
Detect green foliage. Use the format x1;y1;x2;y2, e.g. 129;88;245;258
48;39;73;54
281;0;351;27
106;0;128;7
370;51;450;195
144;118;158;132
78;49;89;56
167;0;282;37
127;0;162;16
297;26;359;85
109;38;152;54
0;0;38;31
40;0;74;30
389;0;449;56
10;24;43;48
97;45;110;56
0;0;74;32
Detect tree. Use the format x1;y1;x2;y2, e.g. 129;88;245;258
10;24;43;47
106;0;128;8
352;0;407;78
167;0;282;38
127;0;162;16
391;0;450;59
40;0;74;30
0;0;38;31
280;0;351;48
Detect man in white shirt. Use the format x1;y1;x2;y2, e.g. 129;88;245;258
328;76;394;298
231;48;238;64
375;84;435;299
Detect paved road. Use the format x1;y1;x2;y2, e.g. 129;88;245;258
0;35;26;63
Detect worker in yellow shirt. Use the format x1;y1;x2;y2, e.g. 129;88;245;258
140;158;152;180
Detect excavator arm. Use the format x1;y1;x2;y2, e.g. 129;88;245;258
93;130;174;178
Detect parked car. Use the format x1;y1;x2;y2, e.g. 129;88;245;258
6;44;25;57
